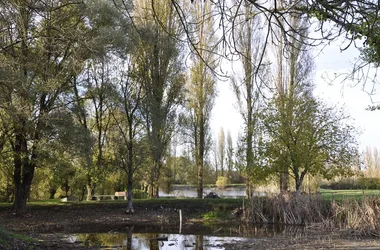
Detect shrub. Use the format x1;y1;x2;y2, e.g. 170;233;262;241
216;176;229;189
133;189;148;199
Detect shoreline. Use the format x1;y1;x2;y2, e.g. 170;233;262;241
1;200;380;249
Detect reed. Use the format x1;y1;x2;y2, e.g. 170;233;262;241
245;193;327;225
329;197;380;237
245;193;380;237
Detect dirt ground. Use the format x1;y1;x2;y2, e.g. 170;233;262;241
1;202;380;249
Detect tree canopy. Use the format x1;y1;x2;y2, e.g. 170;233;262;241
0;0;366;214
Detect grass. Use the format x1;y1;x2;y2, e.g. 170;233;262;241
0;197;244;212
320;189;380;201
0;226;36;250
1;189;379;208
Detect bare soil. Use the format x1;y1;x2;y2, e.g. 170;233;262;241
0;201;380;249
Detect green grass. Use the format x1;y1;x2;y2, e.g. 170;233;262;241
202;210;231;220
3;190;380;209
0;198;244;224
320;189;380;201
172;183;246;188
0;197;244;210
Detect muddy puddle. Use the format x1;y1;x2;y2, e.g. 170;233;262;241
64;224;301;249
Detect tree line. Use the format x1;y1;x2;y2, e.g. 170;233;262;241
1;0;378;215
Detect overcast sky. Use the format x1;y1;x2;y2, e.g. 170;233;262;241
211;42;380;151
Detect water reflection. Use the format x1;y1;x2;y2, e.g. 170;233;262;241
66;224;293;250
159;187;251;198
68;233;248;250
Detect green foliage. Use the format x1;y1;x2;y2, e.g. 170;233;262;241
262;94;359;191
216;176;229;189
202;210;230;221
132;189;148;199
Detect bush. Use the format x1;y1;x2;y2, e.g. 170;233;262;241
216;176;229;189
133;189;148;199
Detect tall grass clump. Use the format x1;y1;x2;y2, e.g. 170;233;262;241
245;193;380;237
329;197;380;237
245;193;328;225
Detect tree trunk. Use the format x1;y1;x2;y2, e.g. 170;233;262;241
80;186;86;201
295;171;307;196
149;161;161;199
245;179;253;198
197;116;205;198
86;175;95;201
126;139;134;213
126;171;133;210
49;188;57;199
280;170;289;193
295;179;302;196
13;132;35;215
155;186;159;198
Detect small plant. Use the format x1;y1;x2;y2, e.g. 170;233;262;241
203;210;229;221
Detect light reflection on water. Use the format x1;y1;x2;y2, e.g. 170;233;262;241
66;224;291;250
159;187;252;198
67;233;249;250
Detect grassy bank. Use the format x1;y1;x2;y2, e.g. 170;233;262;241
0;226;35;249
320;189;380;200
2;190;380;238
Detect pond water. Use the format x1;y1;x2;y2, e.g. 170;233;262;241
159;187;263;198
66;224;291;250
67;233;248;250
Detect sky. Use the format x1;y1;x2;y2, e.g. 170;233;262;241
211;41;380;152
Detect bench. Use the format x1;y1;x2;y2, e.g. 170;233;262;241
92;195;116;201
115;191;127;200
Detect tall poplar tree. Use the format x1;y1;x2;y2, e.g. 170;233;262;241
231;1;267;196
186;0;217;198
132;0;185;197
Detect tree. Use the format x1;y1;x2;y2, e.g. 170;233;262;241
185;0;217;198
263;95;359;194
111;57;145;213
0;0;88;214
363;147;380;178
226;130;234;181
217;127;226;177
260;2;315;192
211;138;219;181
133;0;185;198
84;57;117;200
230;1;267;196
181;1;380;61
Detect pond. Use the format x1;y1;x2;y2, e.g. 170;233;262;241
65;224;292;250
159;186;264;198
